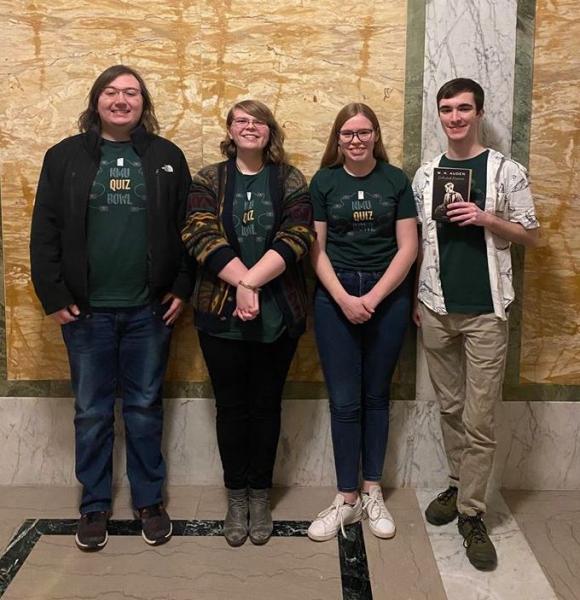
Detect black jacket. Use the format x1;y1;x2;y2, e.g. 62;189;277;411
30;126;194;315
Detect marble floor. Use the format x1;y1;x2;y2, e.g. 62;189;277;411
0;486;578;600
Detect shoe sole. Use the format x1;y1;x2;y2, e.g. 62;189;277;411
307;530;337;542
307;517;363;542
142;521;173;546
225;533;248;547
468;557;497;571
75;531;108;552
363;511;396;539
368;525;396;539
249;535;270;545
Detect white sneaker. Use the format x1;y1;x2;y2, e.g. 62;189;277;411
307;494;363;541
362;487;396;538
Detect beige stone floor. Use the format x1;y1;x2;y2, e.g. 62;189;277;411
0;485;446;600
1;486;577;600
503;490;580;600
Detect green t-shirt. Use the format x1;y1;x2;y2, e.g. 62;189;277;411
217;168;285;343
437;150;494;313
87;140;149;307
310;161;416;271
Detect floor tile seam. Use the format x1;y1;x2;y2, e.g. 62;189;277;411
0;517;369;600
414;488;560;600
498;487;574;595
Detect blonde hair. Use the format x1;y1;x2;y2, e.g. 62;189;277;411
220;99;287;164
320;103;389;168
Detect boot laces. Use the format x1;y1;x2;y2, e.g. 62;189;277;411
437;486;457;504
462;516;488;547
362;493;388;522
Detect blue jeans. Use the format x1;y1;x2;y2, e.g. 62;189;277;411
314;270;411;492
61;304;172;514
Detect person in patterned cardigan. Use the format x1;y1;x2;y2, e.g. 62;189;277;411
182;99;315;547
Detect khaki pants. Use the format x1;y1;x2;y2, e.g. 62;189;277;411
419;303;508;516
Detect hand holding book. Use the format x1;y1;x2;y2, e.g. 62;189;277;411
446;201;489;227
431;167;472;222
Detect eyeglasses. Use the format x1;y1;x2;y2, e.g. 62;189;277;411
338;129;374;143
232;117;269;129
102;86;142;98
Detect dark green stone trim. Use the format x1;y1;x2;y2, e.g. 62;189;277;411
390;0;428;400
511;0;537;168
504;0;535;396
402;0;426;178
0;518;370;599
504;384;580;402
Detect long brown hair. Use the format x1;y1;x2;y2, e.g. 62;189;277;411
220;99;286;164
320;103;389;168
78;64;159;134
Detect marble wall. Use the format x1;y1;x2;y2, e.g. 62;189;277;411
0;0;579;494
420;0;518;160
0;0;408;383
2;395;579;490
411;0;580;494
520;0;580;385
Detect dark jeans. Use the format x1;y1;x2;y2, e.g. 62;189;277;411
314;270;411;492
62;304;172;514
198;331;298;490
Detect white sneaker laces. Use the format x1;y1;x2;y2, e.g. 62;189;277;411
316;496;348;538
363;491;389;522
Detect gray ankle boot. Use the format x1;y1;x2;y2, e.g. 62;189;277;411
249;488;273;545
224;488;248;547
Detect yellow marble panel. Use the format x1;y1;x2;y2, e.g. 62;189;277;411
200;2;407;173
0;0;408;382
521;0;580;384
1;0;202;381
199;1;407;382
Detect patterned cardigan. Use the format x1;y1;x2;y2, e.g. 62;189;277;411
181;159;315;337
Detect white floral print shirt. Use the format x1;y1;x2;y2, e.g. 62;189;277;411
412;149;539;320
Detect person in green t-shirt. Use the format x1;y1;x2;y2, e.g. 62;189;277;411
412;78;539;571
307;103;418;543
30;65;194;553
182;100;315;547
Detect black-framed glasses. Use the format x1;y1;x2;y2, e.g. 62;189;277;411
338;129;374;143
232;117;269;129
102;86;141;98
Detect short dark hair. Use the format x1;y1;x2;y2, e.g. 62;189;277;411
436;78;485;113
78;64;159;134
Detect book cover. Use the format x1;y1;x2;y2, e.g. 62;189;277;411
432;167;472;222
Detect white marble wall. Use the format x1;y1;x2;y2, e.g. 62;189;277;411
421;0;518;159
1;395;579;491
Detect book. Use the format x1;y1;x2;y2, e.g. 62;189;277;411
432;167;472;222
